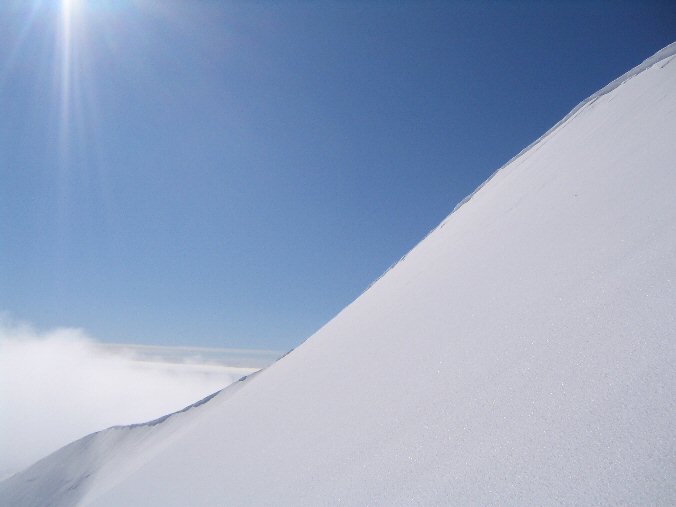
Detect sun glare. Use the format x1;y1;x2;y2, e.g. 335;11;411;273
58;0;79;160
61;0;79;14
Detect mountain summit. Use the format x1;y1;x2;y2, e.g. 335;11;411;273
3;43;675;506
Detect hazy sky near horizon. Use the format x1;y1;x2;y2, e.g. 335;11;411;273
1;1;674;350
0;318;269;477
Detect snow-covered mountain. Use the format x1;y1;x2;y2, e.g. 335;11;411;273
2;43;675;506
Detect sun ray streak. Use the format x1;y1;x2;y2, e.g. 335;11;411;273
58;0;76;163
53;0;84;284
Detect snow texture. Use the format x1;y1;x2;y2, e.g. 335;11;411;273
2;42;676;506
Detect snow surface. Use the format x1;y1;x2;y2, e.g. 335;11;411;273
2;43;676;506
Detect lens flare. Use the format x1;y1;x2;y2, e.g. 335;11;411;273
2;0;197;257
58;0;80;157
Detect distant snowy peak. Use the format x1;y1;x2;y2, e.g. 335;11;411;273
2;42;675;507
0;374;254;507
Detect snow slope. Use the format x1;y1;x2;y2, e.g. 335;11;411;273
2;43;676;506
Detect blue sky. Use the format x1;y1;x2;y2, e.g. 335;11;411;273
1;0;674;350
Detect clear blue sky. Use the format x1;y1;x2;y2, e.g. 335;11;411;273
1;1;674;350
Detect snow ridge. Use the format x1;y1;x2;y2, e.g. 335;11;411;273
450;41;676;215
360;42;676;298
0;372;260;507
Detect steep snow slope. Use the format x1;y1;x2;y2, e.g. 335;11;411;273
2;43;676;506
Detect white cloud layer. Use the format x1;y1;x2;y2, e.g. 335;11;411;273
0;318;265;479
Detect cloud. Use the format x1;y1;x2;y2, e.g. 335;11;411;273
0;318;267;479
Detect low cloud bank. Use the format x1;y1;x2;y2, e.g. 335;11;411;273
0;318;267;479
